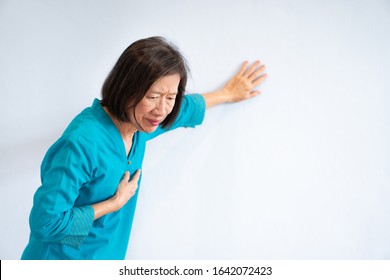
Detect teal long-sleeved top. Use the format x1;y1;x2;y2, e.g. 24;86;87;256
21;94;206;260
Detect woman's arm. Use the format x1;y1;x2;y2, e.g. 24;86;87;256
202;61;267;109
29;135;141;248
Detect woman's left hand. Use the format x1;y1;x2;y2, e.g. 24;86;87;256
222;60;267;103
202;60;267;109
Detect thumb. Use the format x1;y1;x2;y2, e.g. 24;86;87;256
130;169;142;183
249;90;261;98
122;171;130;182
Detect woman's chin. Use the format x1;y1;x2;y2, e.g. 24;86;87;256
142;125;159;133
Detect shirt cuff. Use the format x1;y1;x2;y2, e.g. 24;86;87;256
60;205;94;248
185;94;206;127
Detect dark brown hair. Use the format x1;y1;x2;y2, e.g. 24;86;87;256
101;36;188;128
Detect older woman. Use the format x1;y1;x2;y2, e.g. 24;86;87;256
21;37;267;259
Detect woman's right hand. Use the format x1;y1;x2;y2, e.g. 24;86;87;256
111;170;141;211
92;170;141;220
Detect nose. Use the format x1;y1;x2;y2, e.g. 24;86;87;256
153;97;168;116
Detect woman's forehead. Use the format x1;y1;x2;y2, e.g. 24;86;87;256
150;74;180;93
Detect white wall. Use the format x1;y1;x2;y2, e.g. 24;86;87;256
0;0;389;259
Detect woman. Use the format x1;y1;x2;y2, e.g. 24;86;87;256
21;36;267;259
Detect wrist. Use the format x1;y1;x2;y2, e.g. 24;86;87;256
109;195;122;212
219;88;233;103
92;197;120;220
202;88;232;109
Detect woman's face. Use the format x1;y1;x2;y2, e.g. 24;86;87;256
128;74;180;133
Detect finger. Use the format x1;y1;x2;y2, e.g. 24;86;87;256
248;64;266;80
131;169;142;183
237;61;249;76
122;171;130;182
249;90;261;98
252;73;267;87
243;60;261;78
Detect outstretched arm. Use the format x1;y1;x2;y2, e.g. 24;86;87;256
202;60;267;109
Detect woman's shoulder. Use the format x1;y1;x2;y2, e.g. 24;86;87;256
63;99;114;140
63;111;101;139
41;100;118;166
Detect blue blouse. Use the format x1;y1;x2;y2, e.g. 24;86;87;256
21;94;206;260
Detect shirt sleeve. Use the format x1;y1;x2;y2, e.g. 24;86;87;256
144;93;206;141
29;135;95;249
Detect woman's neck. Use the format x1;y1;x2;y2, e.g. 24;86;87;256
103;106;137;139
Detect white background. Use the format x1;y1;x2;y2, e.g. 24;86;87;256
0;0;389;259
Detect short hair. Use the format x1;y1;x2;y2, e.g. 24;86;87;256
101;36;188;128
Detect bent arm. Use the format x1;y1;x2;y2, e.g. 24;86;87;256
202;61;267;109
29;136;95;248
30;136;142;248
